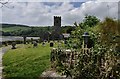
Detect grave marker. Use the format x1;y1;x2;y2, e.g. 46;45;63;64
23;36;26;44
50;42;54;47
11;42;16;49
33;41;38;47
42;42;45;46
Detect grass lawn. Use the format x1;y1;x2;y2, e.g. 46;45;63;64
2;42;58;78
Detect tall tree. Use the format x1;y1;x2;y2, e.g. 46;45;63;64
82;15;100;28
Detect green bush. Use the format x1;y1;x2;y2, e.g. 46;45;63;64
59;17;120;78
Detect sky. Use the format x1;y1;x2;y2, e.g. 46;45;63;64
0;0;119;26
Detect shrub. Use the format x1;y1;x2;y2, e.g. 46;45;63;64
58;17;120;79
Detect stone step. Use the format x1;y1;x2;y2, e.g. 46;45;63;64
41;70;66;78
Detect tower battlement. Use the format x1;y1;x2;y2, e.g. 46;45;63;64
53;16;61;28
54;16;61;18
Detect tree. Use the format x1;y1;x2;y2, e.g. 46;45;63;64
82;15;100;28
98;17;120;46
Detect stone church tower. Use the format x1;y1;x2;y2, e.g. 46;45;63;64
53;16;61;34
51;16;62;40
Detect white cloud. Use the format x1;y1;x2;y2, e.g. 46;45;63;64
79;1;118;20
0;1;119;26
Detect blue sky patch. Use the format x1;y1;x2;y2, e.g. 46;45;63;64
70;2;83;8
42;2;62;6
42;2;82;8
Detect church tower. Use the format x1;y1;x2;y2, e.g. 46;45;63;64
53;16;61;34
51;16;62;40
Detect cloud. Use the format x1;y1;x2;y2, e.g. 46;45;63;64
0;1;119;26
79;1;118;20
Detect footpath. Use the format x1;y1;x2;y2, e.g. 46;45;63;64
0;46;11;79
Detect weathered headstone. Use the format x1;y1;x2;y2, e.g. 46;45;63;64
26;41;30;44
33;41;38;48
44;40;47;42
4;41;8;46
42;42;45;46
31;38;33;44
50;42;54;47
23;36;26;44
11;42;16;49
38;37;41;43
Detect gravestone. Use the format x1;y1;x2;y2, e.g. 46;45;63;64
44;40;47;42
3;41;8;46
50;42;54;47
38;37;41;43
23;36;26;44
42;42;45;46
33;41;38;47
31;38;33;44
11;42;16;49
26;41;30;44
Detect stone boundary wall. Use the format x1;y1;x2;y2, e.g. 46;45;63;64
50;48;91;68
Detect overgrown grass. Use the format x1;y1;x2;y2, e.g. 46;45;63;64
2;43;58;78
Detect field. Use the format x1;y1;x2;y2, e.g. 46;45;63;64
2;43;58;78
2;26;31;32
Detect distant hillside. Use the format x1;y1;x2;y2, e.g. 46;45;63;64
1;23;53;36
1;23;30;32
1;23;75;36
1;23;29;28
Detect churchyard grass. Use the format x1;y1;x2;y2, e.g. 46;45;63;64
2;42;59;78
